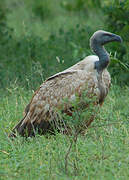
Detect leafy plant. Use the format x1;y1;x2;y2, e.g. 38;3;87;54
55;89;99;175
0;2;13;43
61;0;101;12
31;0;52;20
102;0;129;85
0;25;94;90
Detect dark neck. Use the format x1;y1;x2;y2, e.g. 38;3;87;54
92;43;110;72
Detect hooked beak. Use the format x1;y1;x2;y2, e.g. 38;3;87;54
112;34;123;43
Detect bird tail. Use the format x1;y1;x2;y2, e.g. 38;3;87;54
8;116;28;138
9;115;48;138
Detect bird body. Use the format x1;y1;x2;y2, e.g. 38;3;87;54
10;30;122;137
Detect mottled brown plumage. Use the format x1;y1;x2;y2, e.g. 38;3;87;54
9;30;122;137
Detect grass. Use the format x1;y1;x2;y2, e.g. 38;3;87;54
0;1;128;179
1;0;106;90
0;85;129;179
6;0;104;40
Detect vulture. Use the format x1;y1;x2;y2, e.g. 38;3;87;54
9;30;122;137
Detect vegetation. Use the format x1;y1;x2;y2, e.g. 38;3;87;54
0;85;128;179
0;0;129;179
102;0;129;85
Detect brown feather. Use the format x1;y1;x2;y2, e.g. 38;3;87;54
9;56;111;137
9;30;123;137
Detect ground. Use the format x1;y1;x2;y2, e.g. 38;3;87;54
0;85;128;179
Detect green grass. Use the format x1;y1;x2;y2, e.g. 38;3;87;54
1;0;106;90
0;1;128;179
6;0;104;40
0;85;128;180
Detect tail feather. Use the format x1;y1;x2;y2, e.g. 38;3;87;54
9;116;28;138
9;116;52;138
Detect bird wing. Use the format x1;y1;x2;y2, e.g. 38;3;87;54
46;70;77;81
13;70;98;134
11;65;110;137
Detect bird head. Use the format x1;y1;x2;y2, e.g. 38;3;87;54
90;30;122;47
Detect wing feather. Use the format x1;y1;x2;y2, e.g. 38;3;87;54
10;59;110;137
22;70;98;124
